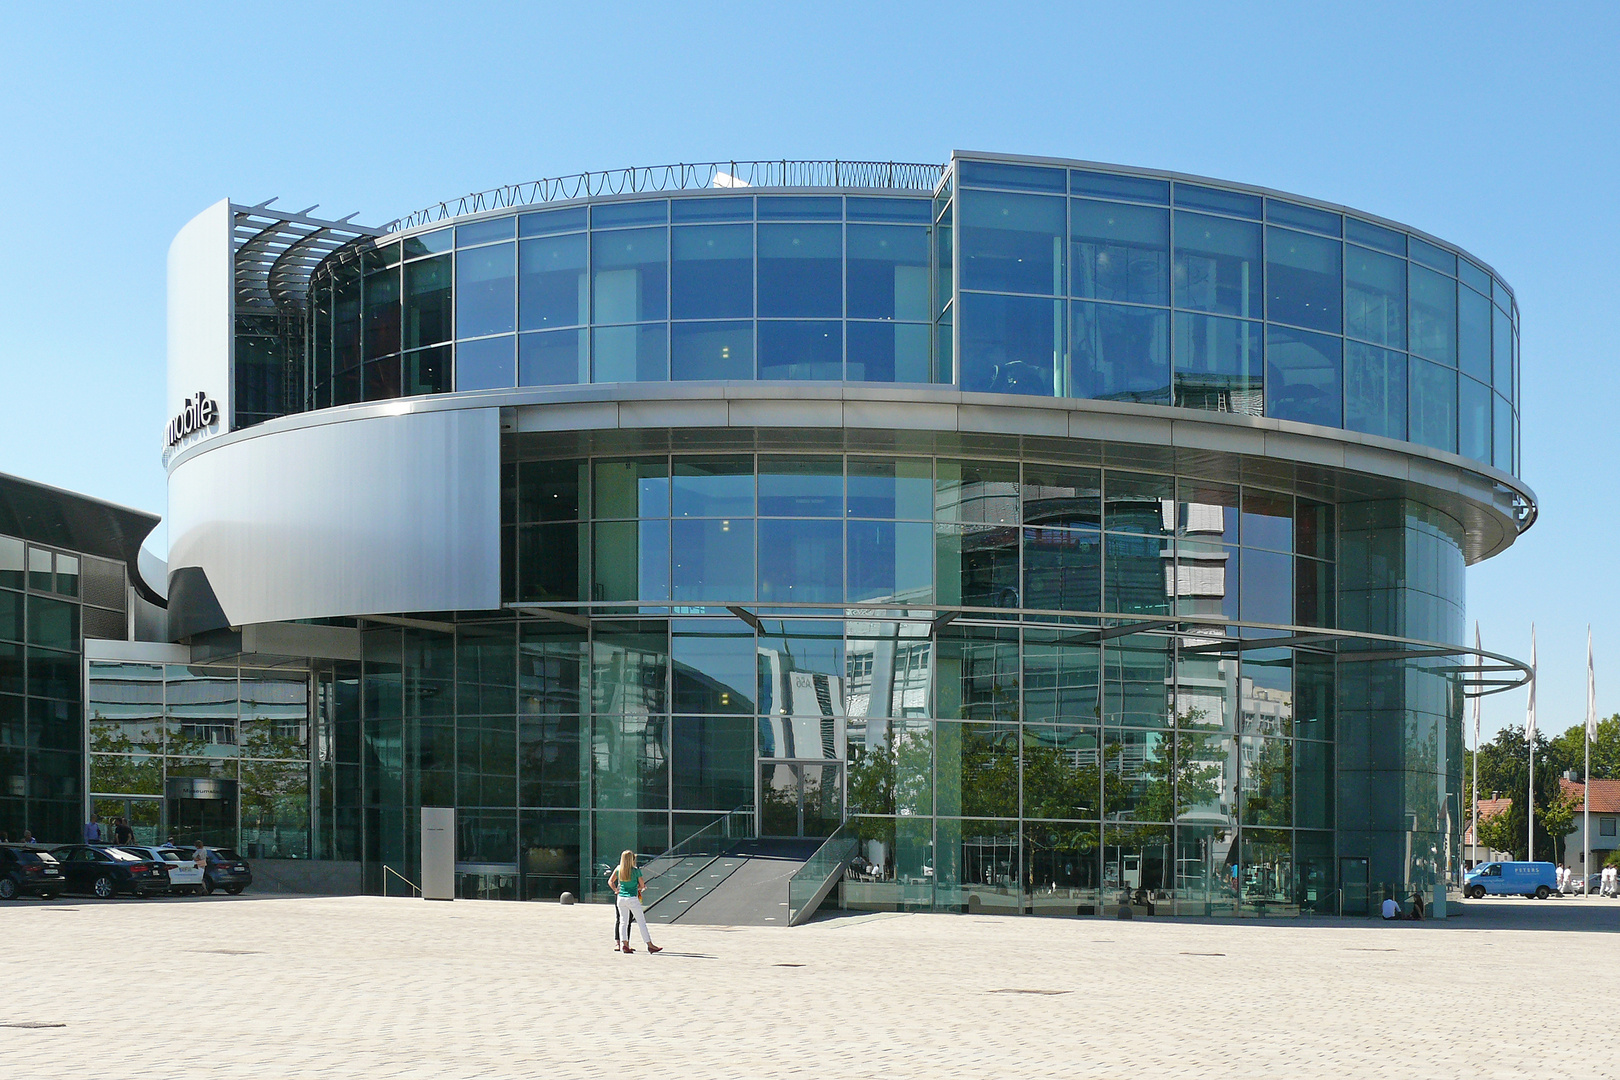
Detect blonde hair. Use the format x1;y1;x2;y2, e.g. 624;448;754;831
619;850;636;879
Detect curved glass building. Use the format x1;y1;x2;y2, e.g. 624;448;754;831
144;152;1534;917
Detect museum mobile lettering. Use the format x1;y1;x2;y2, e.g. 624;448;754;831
165;390;219;448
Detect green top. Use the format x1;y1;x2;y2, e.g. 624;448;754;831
616;867;642;898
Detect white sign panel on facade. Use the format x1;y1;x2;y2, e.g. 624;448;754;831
166;198;232;461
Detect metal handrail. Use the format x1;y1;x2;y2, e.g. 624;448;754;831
638;804;754;910
787;822;859;925
381;864;421;897
383;159;946;232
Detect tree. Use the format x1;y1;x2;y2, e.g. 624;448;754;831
1547;715;1620;781
1537;786;1581;864
1467;724;1568;861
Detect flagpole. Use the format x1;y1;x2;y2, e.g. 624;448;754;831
1528;625;1537;863
1586;626;1595;896
1472;624;1481;867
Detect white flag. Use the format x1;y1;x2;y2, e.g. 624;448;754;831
1589;625;1598;741
1527;624;1537;742
1473;623;1482;744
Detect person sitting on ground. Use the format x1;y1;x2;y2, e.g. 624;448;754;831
1408;891;1425;920
1381;896;1400;920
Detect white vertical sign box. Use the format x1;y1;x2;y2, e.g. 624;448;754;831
421;807;456;901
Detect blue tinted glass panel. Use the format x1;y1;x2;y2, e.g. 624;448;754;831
402;228;452;258
1458;376;1492;462
1023;527;1101;612
671;519;754;603
1458;259;1491;293
1266;227;1341;332
1070;200;1169;305
758;519;843;603
1408;236;1456;274
847;225;930;320
847;322;930;382
671;224;753;320
758;320;842;380
1266;200;1341;236
592;227;668;323
455;335;515;391
756;196;841;220
1344;342;1406;441
1174;212;1262;317
457;217;516;246
1492;276;1512;311
759;458;842;516
1173;184;1261;219
456;243;516;338
669;321;752;381
848;457;933;520
1409;265;1456;366
845;197;932;223
1103;533;1169;616
848;521;933;603
1266;326;1342;428
673;458;754;517
592;200;669;228
518;232;588;330
518;328;586;386
958;159;1067;193
1457;285;1492;383
518;206;587;237
1070;301;1170;404
1069;170;1168;204
758;224;842;318
1173;313;1262;414
670;196;753;222
592;324;668;382
959;190;1064;295
1492;305;1512;396
959;292;1061;396
1409;358;1457;453
1345;245;1406;349
1345;218;1404;255
404;345;450;396
362;265;400;361
1241;549;1292;625
1493;394;1513;471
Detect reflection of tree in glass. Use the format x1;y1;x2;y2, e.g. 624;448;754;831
847;736;895;815
1112;706;1226;849
1244;739;1292;827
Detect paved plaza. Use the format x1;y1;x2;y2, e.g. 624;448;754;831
4;893;1619;1079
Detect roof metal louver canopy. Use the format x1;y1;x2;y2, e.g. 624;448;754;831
231;200;382;312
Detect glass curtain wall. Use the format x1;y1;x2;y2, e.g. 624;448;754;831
944;157;1518;475
300;161;1518;477
86;659;313;856
306;195;937;407
0;536;85;844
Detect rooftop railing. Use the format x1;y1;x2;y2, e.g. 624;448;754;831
383;159;947;232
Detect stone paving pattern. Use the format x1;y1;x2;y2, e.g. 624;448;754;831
3;893;1618;1079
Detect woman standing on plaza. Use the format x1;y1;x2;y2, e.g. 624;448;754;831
607;851;660;954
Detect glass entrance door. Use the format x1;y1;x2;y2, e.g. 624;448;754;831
760;761;843;837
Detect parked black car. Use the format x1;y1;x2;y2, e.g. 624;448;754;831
0;845;64;899
49;845;171;899
194;847;252;895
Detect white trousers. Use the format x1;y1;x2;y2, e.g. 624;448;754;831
617;895;651;943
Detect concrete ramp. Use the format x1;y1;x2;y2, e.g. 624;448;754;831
662;838;824;926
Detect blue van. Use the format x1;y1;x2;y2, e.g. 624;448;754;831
1464;861;1557;899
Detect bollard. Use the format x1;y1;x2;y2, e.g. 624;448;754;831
559;892;575;905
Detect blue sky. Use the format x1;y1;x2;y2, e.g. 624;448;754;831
0;2;1613;740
